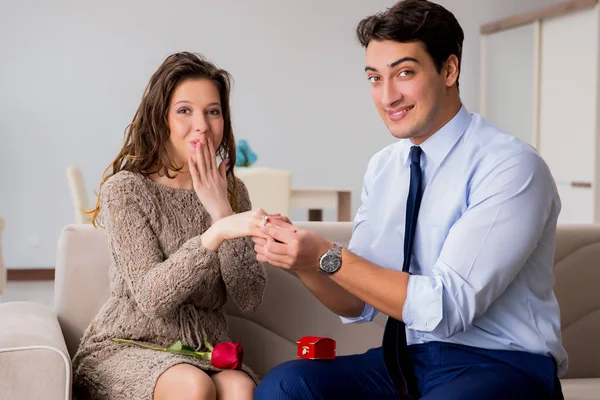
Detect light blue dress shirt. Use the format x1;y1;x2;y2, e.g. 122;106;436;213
342;105;568;375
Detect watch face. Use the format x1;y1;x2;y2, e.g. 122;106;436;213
320;253;340;274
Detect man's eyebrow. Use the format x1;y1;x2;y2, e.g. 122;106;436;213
390;57;419;68
364;57;420;72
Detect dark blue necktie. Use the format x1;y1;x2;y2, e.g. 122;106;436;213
382;145;423;399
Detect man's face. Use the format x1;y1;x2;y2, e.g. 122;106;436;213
365;40;457;144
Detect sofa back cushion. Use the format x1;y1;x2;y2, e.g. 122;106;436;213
553;225;600;379
54;225;110;358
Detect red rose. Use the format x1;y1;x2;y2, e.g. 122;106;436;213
211;341;244;369
111;337;245;370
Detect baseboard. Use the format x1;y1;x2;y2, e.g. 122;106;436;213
7;268;55;281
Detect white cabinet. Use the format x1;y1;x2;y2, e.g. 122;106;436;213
556;184;595;224
538;7;598;186
481;1;600;223
481;23;538;146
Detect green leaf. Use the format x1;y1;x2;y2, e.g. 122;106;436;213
181;344;197;352
164;340;196;356
171;349;200;357
167;340;183;352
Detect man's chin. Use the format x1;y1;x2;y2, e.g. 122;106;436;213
385;120;413;139
389;129;413;140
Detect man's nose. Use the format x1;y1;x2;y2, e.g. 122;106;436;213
381;81;403;109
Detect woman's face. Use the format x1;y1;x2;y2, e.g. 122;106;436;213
167;78;224;167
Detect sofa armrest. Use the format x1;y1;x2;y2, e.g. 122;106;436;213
0;301;71;400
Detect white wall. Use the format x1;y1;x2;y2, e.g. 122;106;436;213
0;0;559;268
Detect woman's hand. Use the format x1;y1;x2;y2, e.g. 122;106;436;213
201;209;271;251
188;135;232;223
216;209;270;241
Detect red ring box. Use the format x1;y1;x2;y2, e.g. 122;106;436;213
296;336;336;360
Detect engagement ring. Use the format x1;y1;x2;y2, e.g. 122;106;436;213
261;215;269;226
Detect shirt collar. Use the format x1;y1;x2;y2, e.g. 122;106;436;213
402;105;472;167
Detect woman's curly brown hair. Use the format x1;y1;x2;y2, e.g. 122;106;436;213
88;52;239;227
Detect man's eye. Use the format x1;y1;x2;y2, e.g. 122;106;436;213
368;76;380;83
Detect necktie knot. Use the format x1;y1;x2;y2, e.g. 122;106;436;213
410;146;422;164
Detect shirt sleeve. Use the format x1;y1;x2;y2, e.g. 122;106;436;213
402;151;558;337
340;155;380;324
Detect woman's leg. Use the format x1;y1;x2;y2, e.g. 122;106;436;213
211;370;256;400
154;364;217;400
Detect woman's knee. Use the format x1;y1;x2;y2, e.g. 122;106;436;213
211;370;255;399
154;364;217;400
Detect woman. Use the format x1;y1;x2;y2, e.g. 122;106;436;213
73;52;267;400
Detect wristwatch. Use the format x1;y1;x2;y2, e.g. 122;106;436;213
319;242;343;274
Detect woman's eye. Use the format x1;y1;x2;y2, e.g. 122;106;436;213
177;107;191;114
208;109;221;116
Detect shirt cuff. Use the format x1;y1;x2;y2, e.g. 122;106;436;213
402;274;444;332
340;303;377;324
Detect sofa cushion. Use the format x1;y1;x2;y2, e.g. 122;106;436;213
561;378;600;400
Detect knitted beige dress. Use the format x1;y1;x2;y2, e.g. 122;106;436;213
72;171;267;400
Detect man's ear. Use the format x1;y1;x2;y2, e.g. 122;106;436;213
444;55;460;88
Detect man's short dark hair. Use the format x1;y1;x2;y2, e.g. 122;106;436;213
356;0;464;89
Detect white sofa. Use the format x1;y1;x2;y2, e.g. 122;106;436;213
0;222;598;399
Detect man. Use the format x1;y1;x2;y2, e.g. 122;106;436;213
253;1;566;399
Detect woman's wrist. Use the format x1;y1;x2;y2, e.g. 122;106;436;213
200;222;224;252
209;205;234;224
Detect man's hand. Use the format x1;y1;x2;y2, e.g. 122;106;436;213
252;218;332;270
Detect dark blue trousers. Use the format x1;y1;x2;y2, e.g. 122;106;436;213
254;342;563;399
